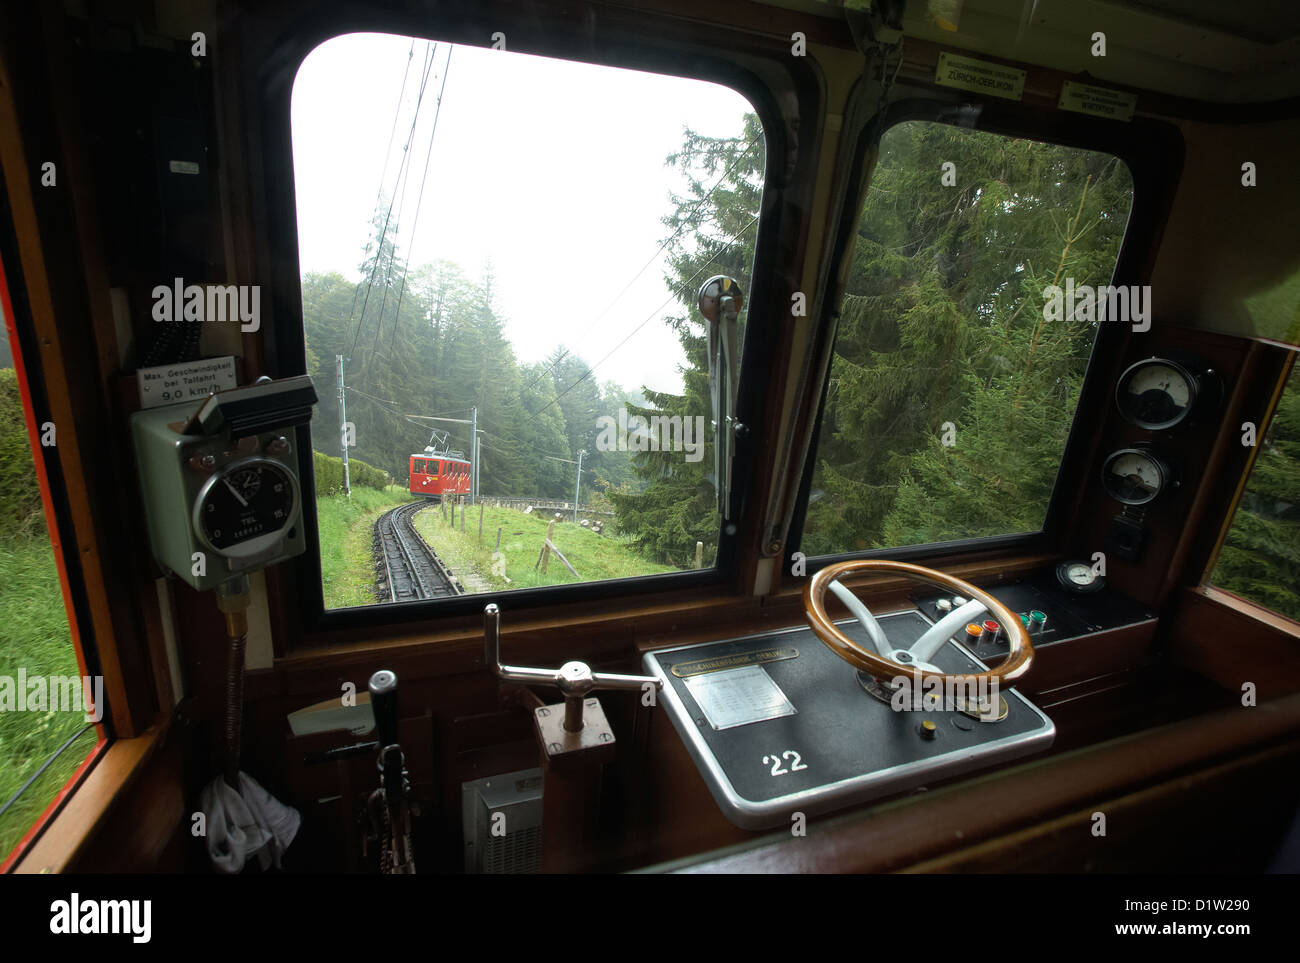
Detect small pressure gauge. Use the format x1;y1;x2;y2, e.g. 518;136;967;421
1101;447;1174;506
1056;560;1105;594
192;455;301;560
1115;356;1219;430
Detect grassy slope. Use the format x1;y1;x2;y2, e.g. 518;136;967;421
0;533;94;860
413;503;677;591
316;484;415;609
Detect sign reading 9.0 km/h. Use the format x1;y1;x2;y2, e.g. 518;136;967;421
935;51;1026;101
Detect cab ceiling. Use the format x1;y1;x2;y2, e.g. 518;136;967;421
752;0;1300;103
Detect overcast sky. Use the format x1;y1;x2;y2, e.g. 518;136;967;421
290;33;757;398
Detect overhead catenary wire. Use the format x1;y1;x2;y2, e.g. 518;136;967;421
345;383;583;467
342;40;417;351
365;42;437;355
349;41;436;371
370;46;446;356
388;47;454;355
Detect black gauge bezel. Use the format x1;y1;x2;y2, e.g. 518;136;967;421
1055;560;1106;594
1100;447;1170;506
1115;356;1199;430
192;455;302;559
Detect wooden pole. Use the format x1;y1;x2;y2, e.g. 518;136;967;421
539;518;556;573
546;539;579;578
460;498;466;532
695;541;704;569
478;503;485;544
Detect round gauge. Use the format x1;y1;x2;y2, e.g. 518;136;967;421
1115;357;1211;430
1101;448;1172;506
193;456;300;558
1056;560;1106;594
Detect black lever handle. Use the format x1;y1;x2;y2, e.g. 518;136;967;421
369;669;400;749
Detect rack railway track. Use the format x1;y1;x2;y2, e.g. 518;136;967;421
374;502;463;602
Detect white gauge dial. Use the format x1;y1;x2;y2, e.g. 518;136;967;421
1056;560;1106;593
1102;448;1171;506
1115;357;1213;430
1065;562;1093;585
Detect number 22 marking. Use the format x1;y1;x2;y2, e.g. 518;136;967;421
762;750;808;776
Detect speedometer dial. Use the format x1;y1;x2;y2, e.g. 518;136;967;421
1101;448;1172;506
194;456;300;557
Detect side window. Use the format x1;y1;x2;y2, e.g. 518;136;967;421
801;120;1134;556
294;33;765;609
1208;361;1300;621
0;300;102;864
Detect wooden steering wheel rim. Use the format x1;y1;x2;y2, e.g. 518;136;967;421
804;559;1034;686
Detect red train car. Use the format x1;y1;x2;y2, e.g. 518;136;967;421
409;452;471;498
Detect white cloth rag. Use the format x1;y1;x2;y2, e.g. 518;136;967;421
200;771;301;874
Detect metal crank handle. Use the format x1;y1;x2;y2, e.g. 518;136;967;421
588;670;662;693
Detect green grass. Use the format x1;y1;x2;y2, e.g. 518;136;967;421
0;532;95;861
317;484;416;608
413;503;678;591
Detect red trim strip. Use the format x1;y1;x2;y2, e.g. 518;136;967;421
0;241;107;871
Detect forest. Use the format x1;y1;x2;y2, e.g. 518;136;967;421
302;112;1298;612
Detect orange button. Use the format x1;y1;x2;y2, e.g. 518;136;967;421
965;623;983;637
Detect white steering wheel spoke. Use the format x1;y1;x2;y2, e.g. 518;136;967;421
827;580;892;658
909;598;988;663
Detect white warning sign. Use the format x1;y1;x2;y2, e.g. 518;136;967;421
137;356;237;409
1058;81;1137;122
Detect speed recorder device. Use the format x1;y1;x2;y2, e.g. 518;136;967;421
131;375;317;591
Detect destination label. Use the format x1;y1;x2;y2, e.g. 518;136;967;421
935;51;1025;101
670;645;799;678
137;356;237;409
1058;80;1137;121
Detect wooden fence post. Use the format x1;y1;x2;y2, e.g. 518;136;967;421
538;518;557;573
478;503;485;544
695;541;704;569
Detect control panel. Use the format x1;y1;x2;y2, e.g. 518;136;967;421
644;611;1054;830
913;567;1155;659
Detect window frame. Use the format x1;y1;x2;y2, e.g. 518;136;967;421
0;174;109;869
785;94;1184;576
1199;347;1300;629
250;6;821;639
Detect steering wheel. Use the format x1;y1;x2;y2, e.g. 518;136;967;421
803;560;1034;687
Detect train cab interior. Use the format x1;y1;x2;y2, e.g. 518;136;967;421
2;0;1300;884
